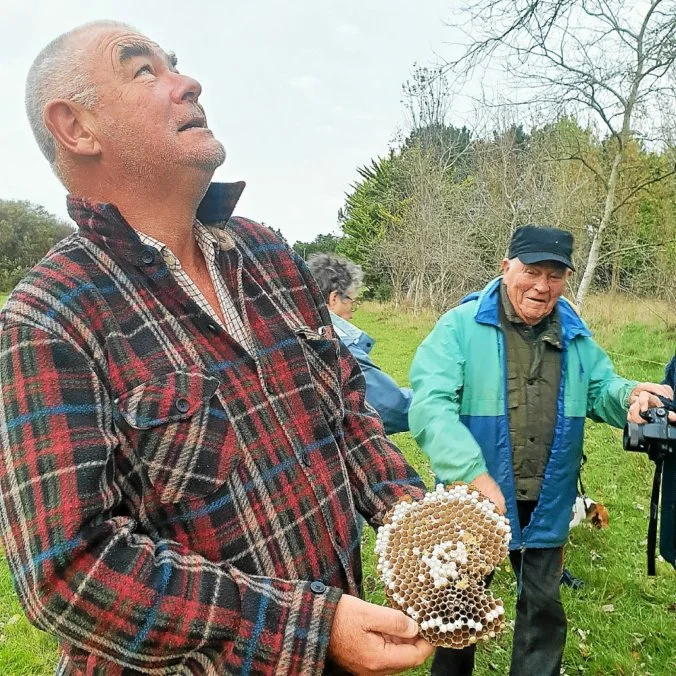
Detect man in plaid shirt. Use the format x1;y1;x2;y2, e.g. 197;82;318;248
0;20;433;675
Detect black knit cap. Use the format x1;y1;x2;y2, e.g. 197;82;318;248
508;225;575;270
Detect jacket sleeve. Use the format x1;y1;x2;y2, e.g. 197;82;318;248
0;320;339;674
293;253;426;524
583;336;637;428
347;343;412;435
408;311;488;484
663;354;676;388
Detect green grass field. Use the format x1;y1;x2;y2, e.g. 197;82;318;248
0;295;675;674
0;294;7;309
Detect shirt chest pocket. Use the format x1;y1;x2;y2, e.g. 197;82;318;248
296;327;345;429
115;368;237;503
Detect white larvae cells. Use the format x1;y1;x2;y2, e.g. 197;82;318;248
374;482;511;649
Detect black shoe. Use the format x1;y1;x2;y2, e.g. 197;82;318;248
560;567;585;589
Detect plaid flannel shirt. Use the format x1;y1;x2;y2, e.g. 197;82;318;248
136;223;253;353
0;182;425;675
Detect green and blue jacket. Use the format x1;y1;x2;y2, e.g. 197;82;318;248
409;277;636;549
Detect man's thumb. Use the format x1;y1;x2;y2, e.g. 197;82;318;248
369;606;419;638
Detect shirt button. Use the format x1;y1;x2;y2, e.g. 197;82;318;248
175;397;190;414
529;436;536;443
310;580;327;594
528;378;536;385
207;322;218;333
140;249;155;265
302;452;311;467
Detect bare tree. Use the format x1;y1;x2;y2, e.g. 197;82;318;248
447;0;676;307
403;65;452;133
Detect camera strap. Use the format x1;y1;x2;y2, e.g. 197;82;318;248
577;453;591;511
647;458;664;576
646;395;675;575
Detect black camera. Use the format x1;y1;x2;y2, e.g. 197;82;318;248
623;406;676;574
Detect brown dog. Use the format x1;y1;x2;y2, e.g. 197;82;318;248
562;497;610;588
569;496;610;530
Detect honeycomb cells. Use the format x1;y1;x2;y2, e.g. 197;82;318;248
374;483;511;648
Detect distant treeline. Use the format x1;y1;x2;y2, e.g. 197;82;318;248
0;201;74;292
294;117;676;313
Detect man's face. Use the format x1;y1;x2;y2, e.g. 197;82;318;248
84;28;225;178
501;258;570;325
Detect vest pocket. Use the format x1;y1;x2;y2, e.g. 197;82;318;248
506;376;521;409
115;367;237;503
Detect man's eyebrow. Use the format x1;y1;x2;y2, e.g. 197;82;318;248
117;41;178;69
117;41;154;65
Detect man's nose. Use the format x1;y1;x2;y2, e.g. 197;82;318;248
533;277;549;292
171;72;203;103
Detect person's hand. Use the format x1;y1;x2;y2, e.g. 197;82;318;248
627;382;674;424
470;472;506;515
327;594;434;675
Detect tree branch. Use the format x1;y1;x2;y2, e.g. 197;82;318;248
595;238;676;265
611;167;676;214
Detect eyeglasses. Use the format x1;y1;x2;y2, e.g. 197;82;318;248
342;294;360;309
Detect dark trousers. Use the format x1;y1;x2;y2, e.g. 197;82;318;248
431;503;567;676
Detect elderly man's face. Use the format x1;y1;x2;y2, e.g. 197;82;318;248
85;28;225;177
501;258;570;325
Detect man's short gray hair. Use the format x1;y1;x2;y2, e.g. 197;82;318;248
307;253;363;301
25;20;134;167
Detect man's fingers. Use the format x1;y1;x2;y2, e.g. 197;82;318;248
376;638;434;672
641;382;673;398
366;605;419;639
627;403;644;424
626;389;671;422
471;473;506;514
630;382;673;406
640;392;661;409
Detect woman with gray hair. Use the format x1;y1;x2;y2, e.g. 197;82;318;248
307;253;412;435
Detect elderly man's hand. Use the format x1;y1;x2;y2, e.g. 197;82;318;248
327;594;434;675
627;382;674;424
471;472;507;515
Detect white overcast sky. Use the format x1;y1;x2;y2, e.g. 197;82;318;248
0;0;469;244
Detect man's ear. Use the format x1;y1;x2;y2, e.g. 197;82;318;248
501;258;510;275
43;100;101;158
327;290;340;311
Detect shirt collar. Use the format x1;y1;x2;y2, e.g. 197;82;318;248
329;311;362;344
196;181;246;226
66;181;245;267
137;220;227;271
500;283;525;325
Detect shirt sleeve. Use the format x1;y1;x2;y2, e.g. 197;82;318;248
293;253;426;524
408;311;489;484
583;336;637;428
663;354;676;389
346;343;412;435
0;320;340;674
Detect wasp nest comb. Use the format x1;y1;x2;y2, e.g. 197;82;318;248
375;483;511;648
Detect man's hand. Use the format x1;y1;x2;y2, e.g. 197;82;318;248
627;382;674;424
327;594;433;675
470;472;507;515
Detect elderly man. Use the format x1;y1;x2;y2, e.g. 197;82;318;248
409;225;671;676
0;21;433;675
